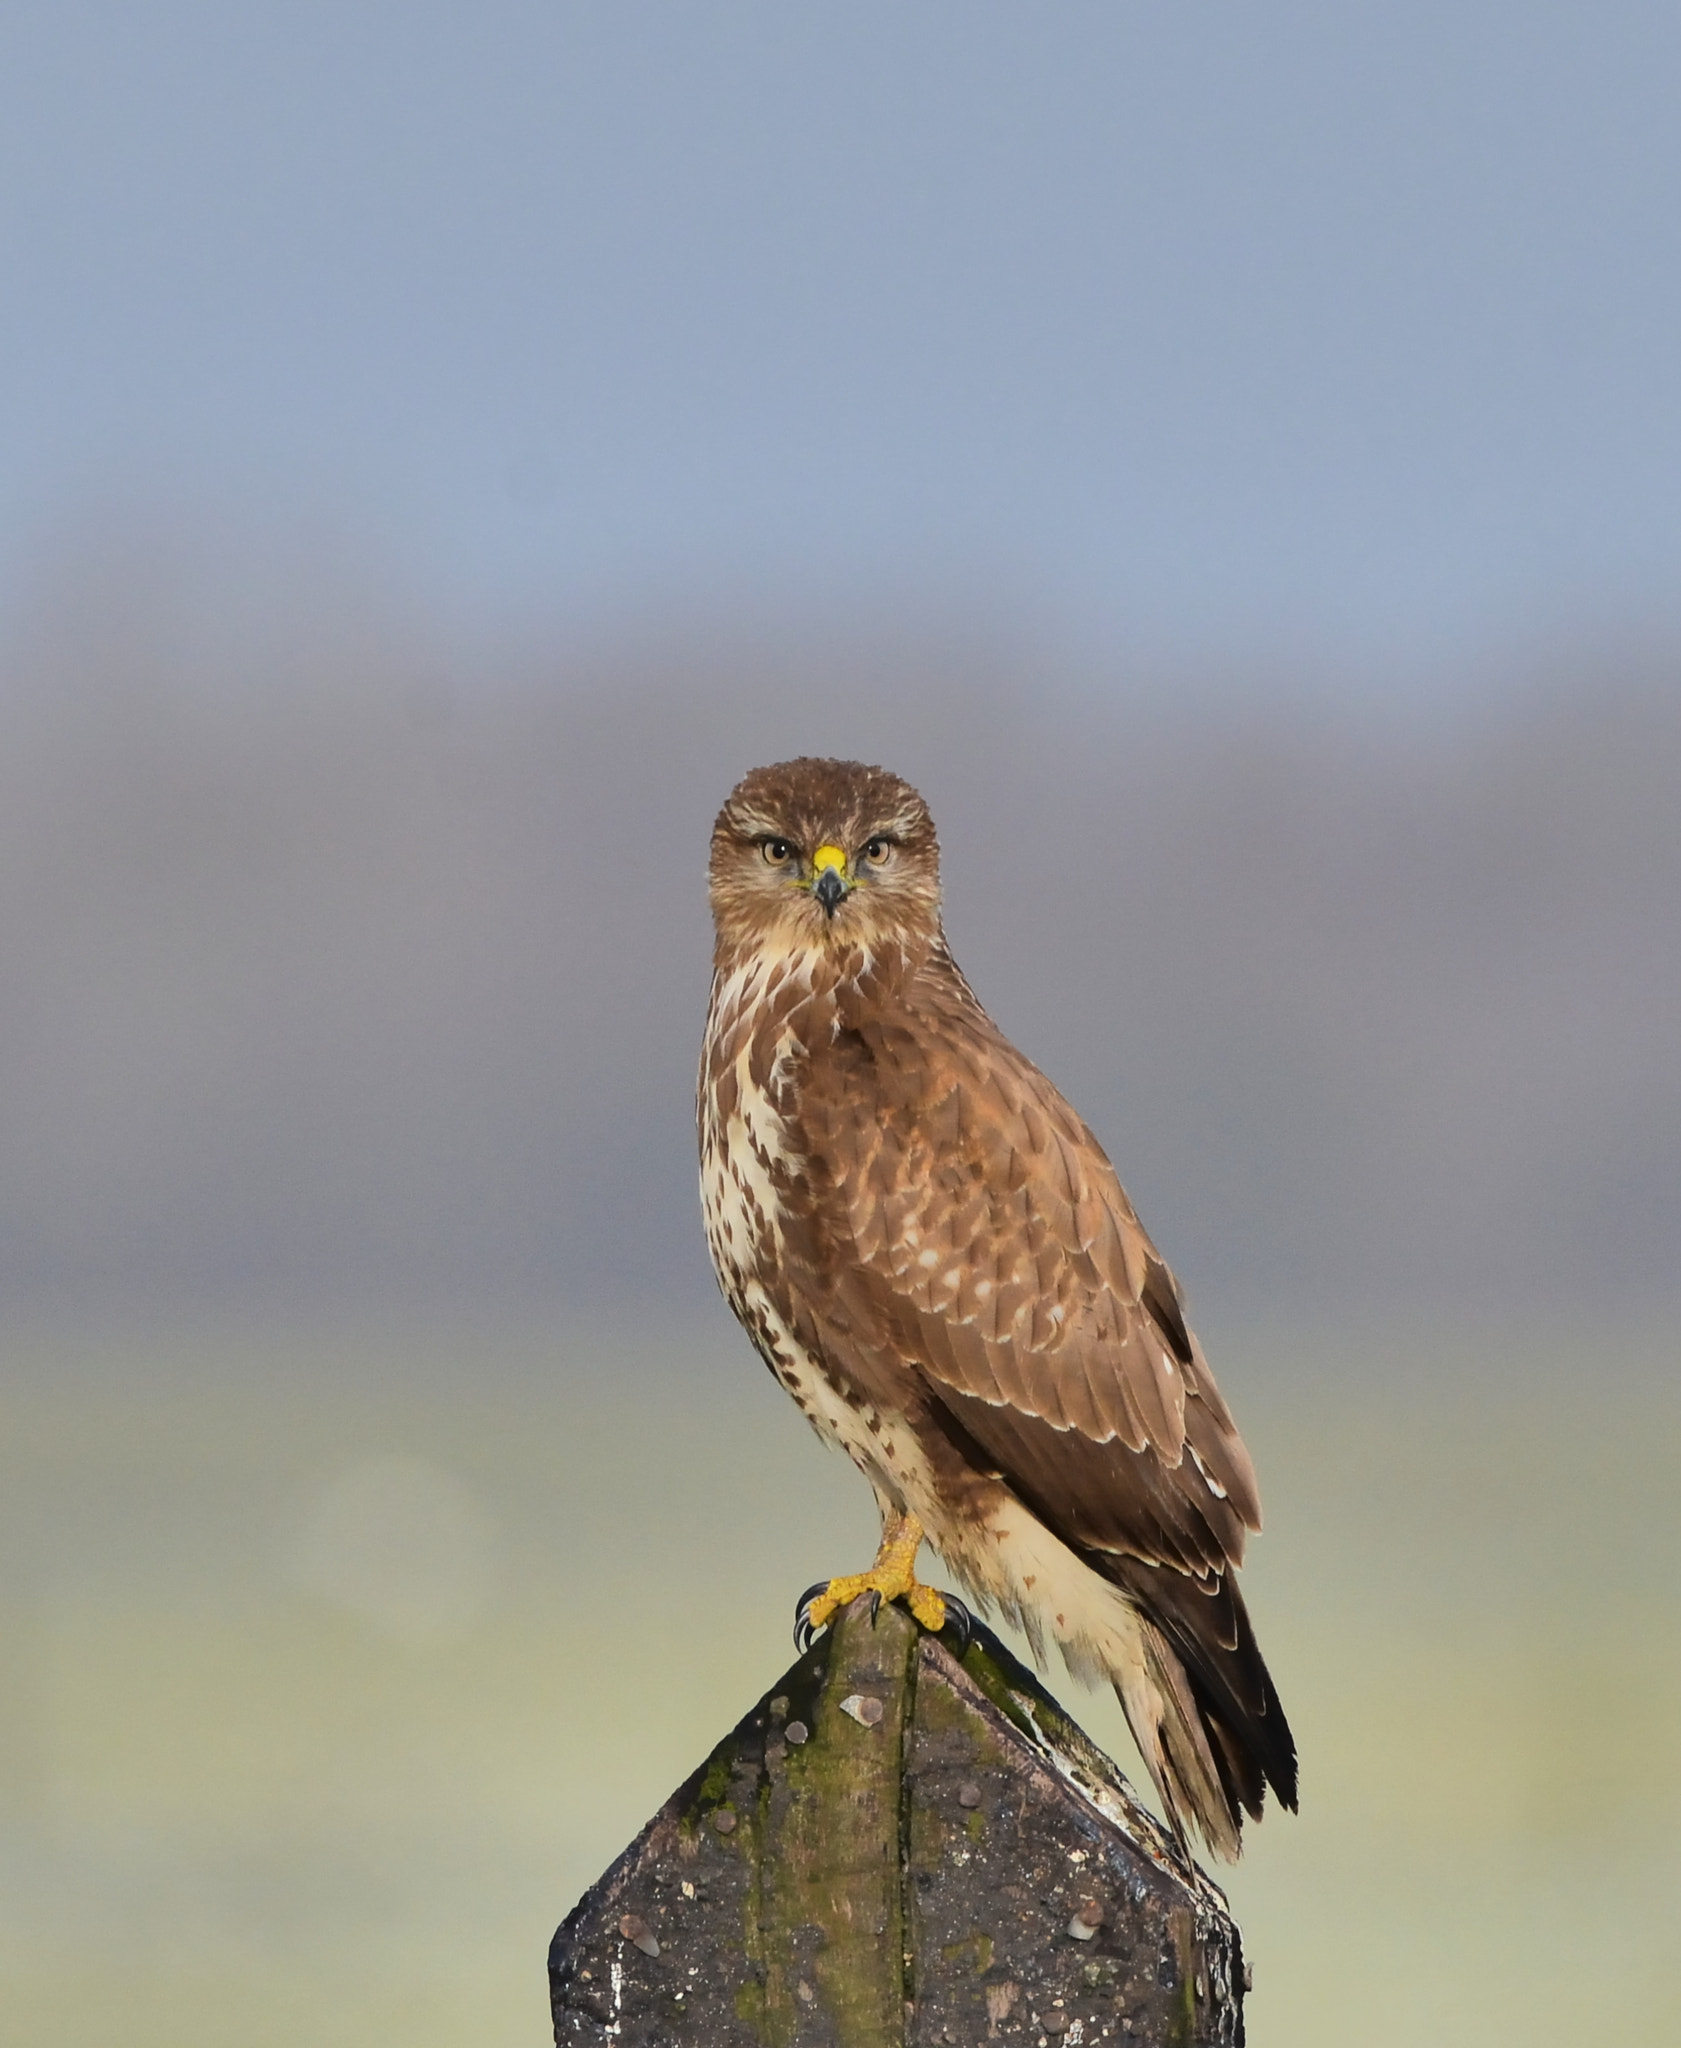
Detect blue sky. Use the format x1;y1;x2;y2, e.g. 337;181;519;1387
4;3;1678;679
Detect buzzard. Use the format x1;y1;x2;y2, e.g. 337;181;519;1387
699;756;1296;1861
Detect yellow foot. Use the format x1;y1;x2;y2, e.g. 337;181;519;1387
792;1513;970;1651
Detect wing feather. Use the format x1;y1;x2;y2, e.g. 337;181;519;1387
768;963;1296;1826
804;991;1255;1561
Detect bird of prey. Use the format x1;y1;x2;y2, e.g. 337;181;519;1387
698;756;1296;1861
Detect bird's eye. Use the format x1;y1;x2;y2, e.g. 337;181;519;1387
760;837;794;866
861;835;894;866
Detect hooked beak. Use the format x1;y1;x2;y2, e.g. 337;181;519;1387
810;842;849;917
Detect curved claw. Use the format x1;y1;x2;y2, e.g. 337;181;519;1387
940;1592;973;1656
793;1582;834;1653
865;1588;883;1627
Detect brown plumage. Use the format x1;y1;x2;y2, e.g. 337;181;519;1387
698;756;1296;1860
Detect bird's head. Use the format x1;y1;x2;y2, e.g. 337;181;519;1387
709;757;942;967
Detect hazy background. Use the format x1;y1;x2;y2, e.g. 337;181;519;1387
2;7;1678;2045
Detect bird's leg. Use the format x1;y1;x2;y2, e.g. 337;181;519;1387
794;1510;968;1649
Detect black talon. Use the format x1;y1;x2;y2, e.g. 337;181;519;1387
866;1589;883;1627
793;1582;834;1653
940;1593;973;1655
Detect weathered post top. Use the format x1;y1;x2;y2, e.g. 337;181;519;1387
550;1598;1246;2046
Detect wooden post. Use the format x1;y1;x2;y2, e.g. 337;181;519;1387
550;1599;1247;2046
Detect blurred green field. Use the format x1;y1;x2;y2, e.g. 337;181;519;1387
1;1314;1677;2046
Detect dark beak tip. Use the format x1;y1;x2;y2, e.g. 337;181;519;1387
814;870;846;914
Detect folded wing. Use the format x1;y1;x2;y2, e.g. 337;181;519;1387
791;985;1298;1824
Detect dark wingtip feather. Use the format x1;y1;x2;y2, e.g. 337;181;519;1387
1107;1551;1298;1830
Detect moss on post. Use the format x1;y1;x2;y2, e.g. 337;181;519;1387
748;1596;918;2044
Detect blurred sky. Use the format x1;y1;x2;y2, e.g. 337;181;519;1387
4;2;1680;675
0;5;1677;1326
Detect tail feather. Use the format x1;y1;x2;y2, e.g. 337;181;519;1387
1113;1619;1245;1863
1102;1564;1297;1862
927;1486;1294;1864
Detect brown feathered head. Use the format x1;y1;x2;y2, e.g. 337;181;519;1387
709;757;942;966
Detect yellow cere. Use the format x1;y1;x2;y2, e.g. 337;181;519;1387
811;843;848;874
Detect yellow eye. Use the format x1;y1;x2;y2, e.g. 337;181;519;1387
861;835;894;866
760;837;795;866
